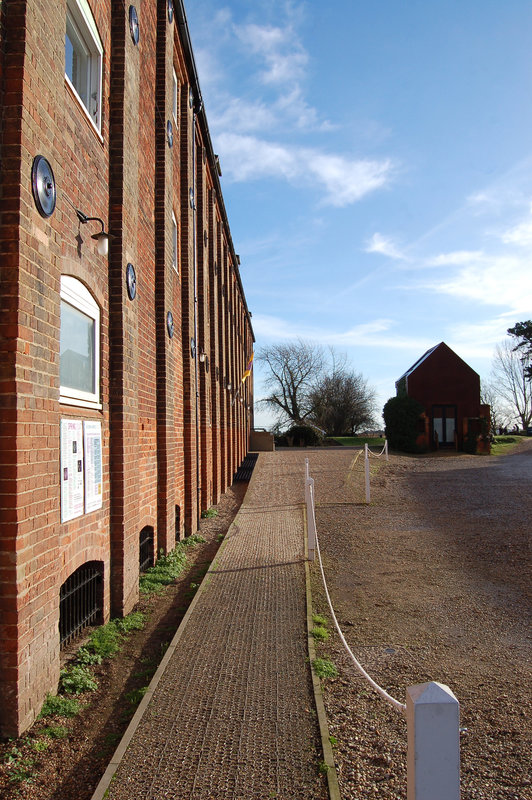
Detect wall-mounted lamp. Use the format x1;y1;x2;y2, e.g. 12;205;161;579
199;350;206;363
76;210;113;256
227;383;232;392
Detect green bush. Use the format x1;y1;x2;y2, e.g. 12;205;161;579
286;424;323;447
383;395;426;453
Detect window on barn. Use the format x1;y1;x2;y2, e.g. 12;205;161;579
65;0;103;132
60;276;101;408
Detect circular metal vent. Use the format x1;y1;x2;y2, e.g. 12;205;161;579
31;156;56;218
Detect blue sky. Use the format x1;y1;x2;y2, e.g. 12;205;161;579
185;0;532;428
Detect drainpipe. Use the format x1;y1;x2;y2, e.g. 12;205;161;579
192;98;202;531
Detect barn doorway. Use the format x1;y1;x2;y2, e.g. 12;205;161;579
432;405;457;447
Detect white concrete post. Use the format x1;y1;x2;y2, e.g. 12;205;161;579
406;682;460;800
364;444;370;504
385;439;389;461
305;476;316;561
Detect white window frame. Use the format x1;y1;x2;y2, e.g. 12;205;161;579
65;0;103;134
172;212;179;273
60;276;101;409
172;68;178;122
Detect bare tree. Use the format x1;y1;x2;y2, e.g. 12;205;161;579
480;379;513;432
308;369;377;435
257;339;324;426
490;341;532;431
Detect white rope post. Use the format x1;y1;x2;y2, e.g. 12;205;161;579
304;460;316;561
385;439;389;461
364;443;370;504
306;478;316;561
406;682;460;800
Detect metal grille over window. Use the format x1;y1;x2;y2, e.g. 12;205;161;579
59;562;103;648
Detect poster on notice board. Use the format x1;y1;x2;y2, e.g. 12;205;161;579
60;419;84;522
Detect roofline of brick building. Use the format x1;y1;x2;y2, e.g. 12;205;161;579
175;1;255;342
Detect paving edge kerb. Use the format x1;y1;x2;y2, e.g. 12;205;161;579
304;518;342;800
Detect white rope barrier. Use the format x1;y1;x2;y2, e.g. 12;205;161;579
366;439;389;460
306;458;462;799
314;527;406;712
307;460;405;712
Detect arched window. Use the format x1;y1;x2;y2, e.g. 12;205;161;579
60;276;101;408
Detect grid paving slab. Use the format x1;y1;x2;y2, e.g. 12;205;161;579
92;453;329;800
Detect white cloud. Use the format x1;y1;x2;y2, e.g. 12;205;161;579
500;203;532;246
251;313;433;353
215;133;393;206
424;255;532;315
210;97;278;134
365;233;406;260
426;250;484;266
235;22;308;85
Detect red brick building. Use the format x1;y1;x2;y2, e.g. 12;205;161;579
396;342;489;450
0;0;254;736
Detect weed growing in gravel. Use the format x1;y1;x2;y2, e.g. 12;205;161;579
4;745;36;785
139;536;204;594
39;695;80;719
115;611;146;634
76;646;103;665
59;665;99;695
311;625;329;641
125;686;149;706
84;611;146;660
39;725;68;739
312;614;328;627
312;658;338;679
318;760;329;774
201;507;218;518
31;740;49;752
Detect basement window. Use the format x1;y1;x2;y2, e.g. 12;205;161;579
65;0;103;132
60;276;101;408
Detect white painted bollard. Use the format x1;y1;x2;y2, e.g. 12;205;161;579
406;682;460;800
305;475;316;561
385;439;389;461
364;443;370;504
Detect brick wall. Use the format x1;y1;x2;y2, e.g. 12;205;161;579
0;0;254;737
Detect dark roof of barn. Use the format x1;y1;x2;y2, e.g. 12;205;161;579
396;342;442;383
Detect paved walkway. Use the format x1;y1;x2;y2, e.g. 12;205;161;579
92;453;330;800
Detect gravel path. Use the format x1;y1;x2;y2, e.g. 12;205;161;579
306;443;531;800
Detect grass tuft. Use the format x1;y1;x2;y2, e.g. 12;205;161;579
311;625;329;641
312;658;338;680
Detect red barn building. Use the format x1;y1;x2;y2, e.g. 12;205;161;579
396;342;490;451
0;0;254;736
